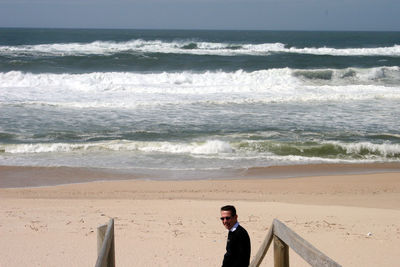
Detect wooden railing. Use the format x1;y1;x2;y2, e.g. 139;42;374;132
250;219;341;267
94;218;340;267
95;218;115;267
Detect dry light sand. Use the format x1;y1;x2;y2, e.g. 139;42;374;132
1;164;400;266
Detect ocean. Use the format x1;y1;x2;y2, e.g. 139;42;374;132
1;28;400;179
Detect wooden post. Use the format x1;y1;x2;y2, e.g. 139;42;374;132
108;221;115;267
97;224;107;255
272;219;341;267
274;235;289;267
250;219;341;267
95;218;115;267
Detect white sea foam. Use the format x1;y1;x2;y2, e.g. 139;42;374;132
1;67;399;108
285;45;400;57
1;140;234;155
2;140;400;161
1;40;400;57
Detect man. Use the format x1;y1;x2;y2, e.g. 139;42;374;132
220;205;251;267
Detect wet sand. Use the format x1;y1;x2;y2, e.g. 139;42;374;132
1;162;400;188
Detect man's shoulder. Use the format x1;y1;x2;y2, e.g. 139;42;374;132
236;224;248;233
233;224;249;238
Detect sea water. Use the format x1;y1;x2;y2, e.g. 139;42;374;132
1;29;400;178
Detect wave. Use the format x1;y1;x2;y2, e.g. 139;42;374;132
2;140;400;161
1;39;400;57
0;140;233;155
239;140;400;159
325;141;400;158
293;66;400;85
1;67;399;108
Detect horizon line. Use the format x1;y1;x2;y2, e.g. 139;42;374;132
1;26;399;33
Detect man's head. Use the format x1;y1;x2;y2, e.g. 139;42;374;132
220;205;238;230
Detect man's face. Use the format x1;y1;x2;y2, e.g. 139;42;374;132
220;210;238;230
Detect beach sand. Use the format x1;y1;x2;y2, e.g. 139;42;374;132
1;164;400;266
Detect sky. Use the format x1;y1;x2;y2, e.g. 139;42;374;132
0;0;399;31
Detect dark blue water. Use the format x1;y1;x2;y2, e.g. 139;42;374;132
1;29;399;73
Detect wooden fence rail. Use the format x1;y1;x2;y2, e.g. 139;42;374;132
94;218;340;267
95;218;115;267
250;219;341;267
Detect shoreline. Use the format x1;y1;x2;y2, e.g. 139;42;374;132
1;162;400;188
1;164;399;210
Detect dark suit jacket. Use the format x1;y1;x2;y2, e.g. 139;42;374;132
222;224;251;267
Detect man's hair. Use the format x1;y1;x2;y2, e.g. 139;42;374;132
221;205;236;216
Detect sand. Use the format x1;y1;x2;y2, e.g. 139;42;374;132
1;164;400;266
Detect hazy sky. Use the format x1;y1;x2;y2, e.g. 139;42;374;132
0;0;399;31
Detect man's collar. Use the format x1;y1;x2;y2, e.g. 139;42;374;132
230;222;240;232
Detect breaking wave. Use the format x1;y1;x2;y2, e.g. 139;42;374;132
239;140;400;159
1;67;399;108
0;140;233;155
1;39;400;57
2;140;400;161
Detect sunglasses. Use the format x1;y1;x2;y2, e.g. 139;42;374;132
220;216;232;221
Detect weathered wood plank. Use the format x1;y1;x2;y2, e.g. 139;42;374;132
95;218;115;267
97;224;107;255
273;219;341;267
249;224;274;267
274;235;289;267
107;221;115;267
